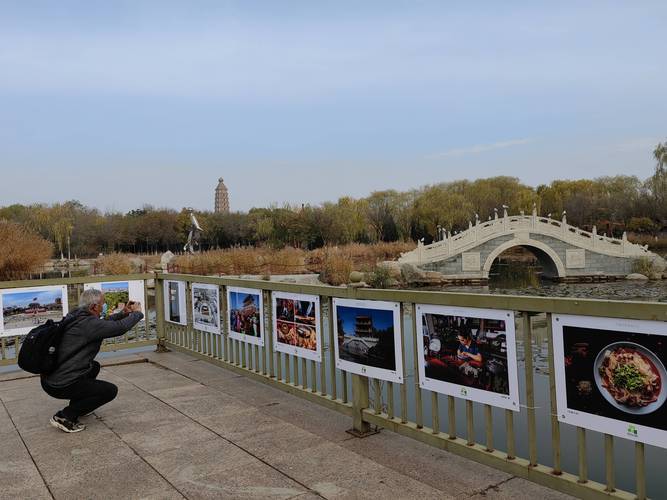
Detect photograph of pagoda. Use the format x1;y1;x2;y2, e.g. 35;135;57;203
336;304;396;371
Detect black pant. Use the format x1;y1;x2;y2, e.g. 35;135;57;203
41;361;118;421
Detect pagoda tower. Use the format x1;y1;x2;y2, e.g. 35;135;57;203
214;178;230;213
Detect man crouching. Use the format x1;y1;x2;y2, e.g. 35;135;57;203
41;288;144;433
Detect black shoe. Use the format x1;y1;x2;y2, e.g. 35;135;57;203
50;413;86;433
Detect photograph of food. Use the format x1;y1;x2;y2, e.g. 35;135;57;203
272;292;321;361
595;343;666;414
562;325;667;428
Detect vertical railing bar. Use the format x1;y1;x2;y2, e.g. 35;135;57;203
319;296;327;394
484;404;494;452
276;346;283;381
635;442;646;500
523;312;538;466
505;409;516;459
431;392;439;434
310;360;317;393
14;335;20;360
448;396;456;439
293;354;299;386
545;312;562;474
577;427;588;483
399;303;408;424
264;290;272;377
466;400;474;446
328;297;338;400
143;278;150;341
341;370;348;404
387;381;394;420
220;285;228;362
411;303;423;429
302;357;308;389
604;434;615;492
267;298;275;378
285;353;291;385
373;379;382;415
237;339;242;366
254;344;260;373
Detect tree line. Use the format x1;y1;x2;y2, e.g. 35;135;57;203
1;151;666;258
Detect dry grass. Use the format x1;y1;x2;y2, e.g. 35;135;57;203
317;248;353;286
172;242;416;284
96;253;132;275
307;242;415;273
628;234;667;251
0;221;53;281
173;247;307;276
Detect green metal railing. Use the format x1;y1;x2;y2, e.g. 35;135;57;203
0;273;156;366
2;269;666;499
155;270;667;500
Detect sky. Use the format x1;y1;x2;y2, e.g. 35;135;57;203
337;306;394;336
1;1;665;213
2;289;62;308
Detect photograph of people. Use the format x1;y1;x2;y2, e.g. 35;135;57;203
417;305;519;410
228;287;264;346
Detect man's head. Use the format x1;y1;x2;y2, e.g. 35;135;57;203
457;330;472;346
80;289;105;316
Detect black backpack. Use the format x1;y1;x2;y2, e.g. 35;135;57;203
18;316;75;374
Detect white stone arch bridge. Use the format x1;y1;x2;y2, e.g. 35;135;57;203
398;208;663;280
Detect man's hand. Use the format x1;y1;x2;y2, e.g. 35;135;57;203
130;301;142;313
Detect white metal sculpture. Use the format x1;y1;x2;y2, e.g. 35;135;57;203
184;210;203;254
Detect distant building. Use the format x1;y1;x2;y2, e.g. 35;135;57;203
214;178;230;213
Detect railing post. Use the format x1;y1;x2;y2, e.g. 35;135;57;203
153;264;169;353
348;374;377;437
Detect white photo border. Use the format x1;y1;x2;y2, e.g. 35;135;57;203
227;286;264;347
333;298;403;383
163;280;187;326
272;291;321;362
553;314;667;448
83;280;146;316
0;285;69;337
416;304;520;411
191;282;220;334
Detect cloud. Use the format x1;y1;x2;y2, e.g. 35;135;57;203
426;138;533;159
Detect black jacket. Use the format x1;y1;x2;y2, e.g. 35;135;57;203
41;307;144;388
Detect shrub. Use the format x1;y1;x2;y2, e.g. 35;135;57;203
368;265;394;289
319;248;353;286
0;221;53;280
631;257;655;276
96;253;132;275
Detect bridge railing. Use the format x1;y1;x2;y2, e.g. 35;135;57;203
0;274;156;366
2;271;665;498
401;213;651;264
155;271;665;500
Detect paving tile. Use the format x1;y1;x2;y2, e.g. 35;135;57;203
0;352;579;500
269;441;451;499
468;477;574;500
173;459;307;500
341;428;510;496
143;436;258;481
46;457;184;500
232;420;323;462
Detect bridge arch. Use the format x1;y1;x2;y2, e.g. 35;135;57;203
482;238;566;279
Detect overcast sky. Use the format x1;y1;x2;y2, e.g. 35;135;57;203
1;1;665;213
